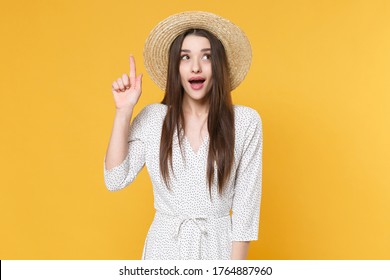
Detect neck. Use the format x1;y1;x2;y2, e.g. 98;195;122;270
182;95;209;117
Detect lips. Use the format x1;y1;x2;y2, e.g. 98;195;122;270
188;77;206;90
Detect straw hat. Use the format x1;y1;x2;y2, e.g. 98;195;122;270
143;11;252;91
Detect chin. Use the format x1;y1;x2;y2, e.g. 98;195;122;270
183;86;212;102
184;90;210;102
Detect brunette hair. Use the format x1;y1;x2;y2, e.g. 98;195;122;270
160;29;235;195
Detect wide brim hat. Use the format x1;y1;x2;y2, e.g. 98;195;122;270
143;11;252;91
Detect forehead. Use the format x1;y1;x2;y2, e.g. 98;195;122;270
181;35;211;50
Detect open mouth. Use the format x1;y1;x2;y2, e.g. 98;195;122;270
189;77;206;84
188;77;206;90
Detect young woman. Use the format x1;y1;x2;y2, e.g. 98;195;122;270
104;11;263;260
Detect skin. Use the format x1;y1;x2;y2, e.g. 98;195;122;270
179;35;213;152
179;35;213;104
106;55;142;170
105;36;250;259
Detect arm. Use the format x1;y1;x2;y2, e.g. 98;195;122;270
105;55;142;169
231;241;250;260
231;109;263;259
105;109;133;170
104;55;143;190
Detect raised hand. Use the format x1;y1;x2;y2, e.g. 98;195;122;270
111;55;143;111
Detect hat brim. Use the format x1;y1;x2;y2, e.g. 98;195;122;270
143;11;252;91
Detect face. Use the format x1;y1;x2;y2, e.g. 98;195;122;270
179;35;213;102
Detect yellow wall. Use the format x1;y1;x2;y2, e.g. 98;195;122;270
1;0;389;259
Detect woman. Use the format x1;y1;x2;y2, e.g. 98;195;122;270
104;11;263;260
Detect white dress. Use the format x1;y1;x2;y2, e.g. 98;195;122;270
104;103;263;260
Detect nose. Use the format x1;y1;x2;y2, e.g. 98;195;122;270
191;59;201;73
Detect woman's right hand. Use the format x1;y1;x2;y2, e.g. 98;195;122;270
111;55;143;111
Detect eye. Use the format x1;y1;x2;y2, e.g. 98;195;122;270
180;54;190;60
202;54;211;60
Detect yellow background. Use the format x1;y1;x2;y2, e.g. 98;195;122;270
1;0;389;259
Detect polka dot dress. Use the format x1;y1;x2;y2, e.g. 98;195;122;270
104;104;263;260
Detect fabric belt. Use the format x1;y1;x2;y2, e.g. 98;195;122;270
156;211;230;259
173;216;208;239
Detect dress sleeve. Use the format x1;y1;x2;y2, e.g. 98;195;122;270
103;107;148;191
231;111;263;241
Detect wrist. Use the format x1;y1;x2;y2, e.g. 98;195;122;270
115;108;133;121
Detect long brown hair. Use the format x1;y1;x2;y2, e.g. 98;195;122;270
160;29;235;195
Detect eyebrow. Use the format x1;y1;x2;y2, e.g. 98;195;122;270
180;48;211;52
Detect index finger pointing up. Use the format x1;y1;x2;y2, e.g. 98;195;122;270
129;55;136;87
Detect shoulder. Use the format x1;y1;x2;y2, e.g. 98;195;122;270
129;104;167;138
137;103;167;117
133;103;167;123
233;105;263;151
233;105;262;127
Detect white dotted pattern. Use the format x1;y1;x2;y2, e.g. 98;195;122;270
104;104;263;259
